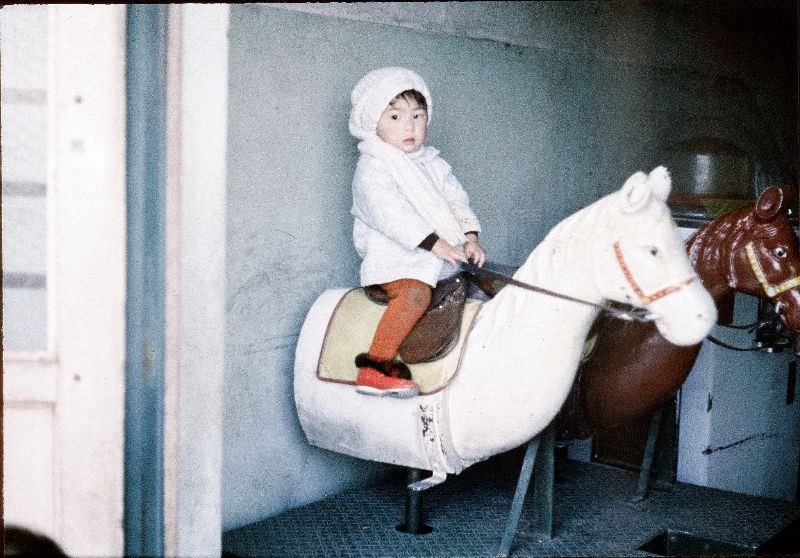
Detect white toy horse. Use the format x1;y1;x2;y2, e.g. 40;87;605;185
294;167;716;485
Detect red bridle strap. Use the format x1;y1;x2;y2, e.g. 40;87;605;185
613;241;696;305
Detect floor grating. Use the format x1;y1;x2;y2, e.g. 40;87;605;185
223;451;800;557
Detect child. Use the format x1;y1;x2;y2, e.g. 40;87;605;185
348;66;486;398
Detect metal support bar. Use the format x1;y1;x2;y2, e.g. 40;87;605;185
405;469;424;534
408;470;447;492
498;436;541;558
633;406;664;501
396;468;434;535
533;425;555;540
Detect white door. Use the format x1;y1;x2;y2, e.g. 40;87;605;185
2;5;127;556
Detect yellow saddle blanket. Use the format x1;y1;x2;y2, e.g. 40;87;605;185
316;288;483;395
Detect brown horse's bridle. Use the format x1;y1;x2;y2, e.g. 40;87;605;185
613;241;696;305
705;241;799;352
745;241;800;298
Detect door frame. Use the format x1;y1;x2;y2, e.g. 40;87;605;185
123;5;169;556
2;5;128;555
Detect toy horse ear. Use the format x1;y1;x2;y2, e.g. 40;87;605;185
779;184;795;208
619;171;651;213
755;185;791;220
647;166;672;203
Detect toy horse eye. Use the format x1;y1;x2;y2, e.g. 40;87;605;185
775;247;788;258
650;247;659;256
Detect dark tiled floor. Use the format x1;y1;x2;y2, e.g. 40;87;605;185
223;450;800;558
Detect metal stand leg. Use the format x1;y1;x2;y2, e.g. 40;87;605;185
498;437;541;558
633;406;664;502
396;468;434;534
498;423;556;557
533;425;555;540
554;444;569;484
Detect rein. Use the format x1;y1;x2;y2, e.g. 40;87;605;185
463;262;654;323
705;333;764;352
464;241;697;323
706;300;788;352
468;260;785;351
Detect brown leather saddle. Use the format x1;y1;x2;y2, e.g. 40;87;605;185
365;271;500;364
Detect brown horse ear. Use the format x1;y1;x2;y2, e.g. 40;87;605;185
778;184;795;207
755;186;788;220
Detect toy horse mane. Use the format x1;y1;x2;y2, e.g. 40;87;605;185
688;206;782;269
542;189;643;247
515;199;605;287
518;189;643;287
490;194;617;333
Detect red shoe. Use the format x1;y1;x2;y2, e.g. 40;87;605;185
356;367;419;398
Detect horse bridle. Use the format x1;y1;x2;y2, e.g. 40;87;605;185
706;241;800;351
744;241;800;298
464;241;696;323
612;241;697;305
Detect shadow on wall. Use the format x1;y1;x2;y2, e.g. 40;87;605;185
3;526;68;557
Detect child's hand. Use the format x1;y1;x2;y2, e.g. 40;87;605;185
432;238;468;267
464;235;486;268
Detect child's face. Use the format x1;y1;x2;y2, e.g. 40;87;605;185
376;96;427;153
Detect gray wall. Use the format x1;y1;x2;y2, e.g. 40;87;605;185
223;2;796;530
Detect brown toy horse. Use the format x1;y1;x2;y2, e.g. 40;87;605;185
557;184;800;439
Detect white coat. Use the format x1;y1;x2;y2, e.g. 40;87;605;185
351;146;481;287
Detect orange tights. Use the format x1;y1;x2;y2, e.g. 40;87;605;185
367;278;432;362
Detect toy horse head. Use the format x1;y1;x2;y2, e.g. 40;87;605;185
714;184;800;330
590;166;717;346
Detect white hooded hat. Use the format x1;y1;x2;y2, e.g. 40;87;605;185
348;67;433;141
